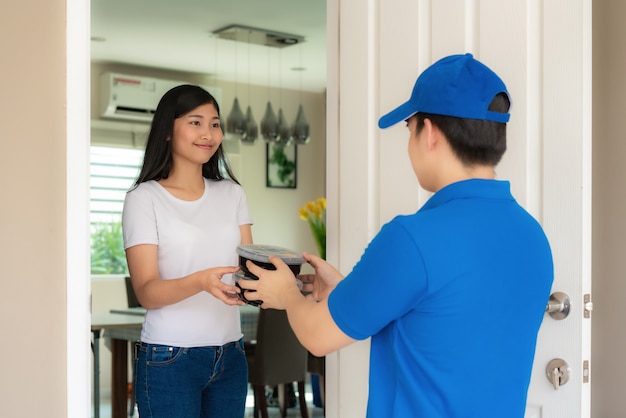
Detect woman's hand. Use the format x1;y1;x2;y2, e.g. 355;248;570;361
199;266;245;306
299;252;343;301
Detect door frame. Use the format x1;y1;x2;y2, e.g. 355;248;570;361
66;0;92;416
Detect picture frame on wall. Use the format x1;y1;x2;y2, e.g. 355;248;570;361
266;143;297;189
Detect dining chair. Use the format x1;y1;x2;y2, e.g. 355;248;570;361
246;308;309;418
307;352;325;410
125;275;141;308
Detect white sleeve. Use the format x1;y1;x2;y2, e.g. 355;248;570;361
236;184;254;226
122;185;158;250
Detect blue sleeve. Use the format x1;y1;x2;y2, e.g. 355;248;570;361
328;219;428;340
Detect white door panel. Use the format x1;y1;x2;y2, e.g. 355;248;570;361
328;0;591;417
526;405;542;418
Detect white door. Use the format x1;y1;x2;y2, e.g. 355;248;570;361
326;1;591;417
518;1;592;416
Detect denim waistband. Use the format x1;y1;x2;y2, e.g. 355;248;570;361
134;338;244;359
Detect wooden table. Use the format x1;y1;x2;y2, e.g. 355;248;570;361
91;305;259;418
91;312;143;418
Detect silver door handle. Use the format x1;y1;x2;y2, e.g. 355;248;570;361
545;291;570;320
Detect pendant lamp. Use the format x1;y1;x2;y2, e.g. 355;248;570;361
260;101;279;142
275;108;292;147
241;105;258;144
274;49;292;147
239;30;258;145
226;97;246;138
291;104;310;145
225;38;246;139
291;44;310;145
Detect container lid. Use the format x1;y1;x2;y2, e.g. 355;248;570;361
236;244;304;265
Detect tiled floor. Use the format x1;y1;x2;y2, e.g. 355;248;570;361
93;383;325;418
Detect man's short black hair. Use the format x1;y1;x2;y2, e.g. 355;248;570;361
416;92;510;166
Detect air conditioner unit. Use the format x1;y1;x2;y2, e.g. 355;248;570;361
99;73;175;122
99;73;222;123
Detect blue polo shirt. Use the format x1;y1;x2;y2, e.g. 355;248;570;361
328;179;553;417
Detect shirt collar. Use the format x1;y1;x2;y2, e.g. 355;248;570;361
420;179;513;212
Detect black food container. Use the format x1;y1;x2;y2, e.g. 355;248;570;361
235;244;305;307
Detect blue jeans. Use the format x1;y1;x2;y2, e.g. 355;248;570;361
134;338;248;418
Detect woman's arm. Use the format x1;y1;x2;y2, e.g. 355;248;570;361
126;244;242;309
240;223;253;245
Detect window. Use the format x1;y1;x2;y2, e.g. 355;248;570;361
90;146;143;275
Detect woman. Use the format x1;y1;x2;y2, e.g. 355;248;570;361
122;84;252;417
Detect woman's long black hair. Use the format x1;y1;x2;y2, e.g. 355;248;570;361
132;84;239;188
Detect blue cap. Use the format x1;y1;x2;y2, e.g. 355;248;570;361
378;53;510;129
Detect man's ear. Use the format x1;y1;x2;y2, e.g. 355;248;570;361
423;118;439;151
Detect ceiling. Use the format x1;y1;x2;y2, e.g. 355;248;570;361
90;0;327;93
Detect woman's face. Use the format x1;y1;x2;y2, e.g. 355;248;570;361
170;102;223;166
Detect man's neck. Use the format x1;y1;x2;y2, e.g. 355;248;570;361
434;163;496;192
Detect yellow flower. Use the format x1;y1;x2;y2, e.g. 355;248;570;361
311;203;322;218
305;201;317;213
298;197;327;260
317;197;326;211
298;206;309;221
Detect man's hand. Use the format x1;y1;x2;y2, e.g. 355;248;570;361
240;256;303;309
299;252;344;301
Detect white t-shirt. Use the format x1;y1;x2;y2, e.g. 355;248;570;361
122;178;253;347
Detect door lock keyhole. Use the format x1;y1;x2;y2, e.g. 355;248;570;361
546;358;570;390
